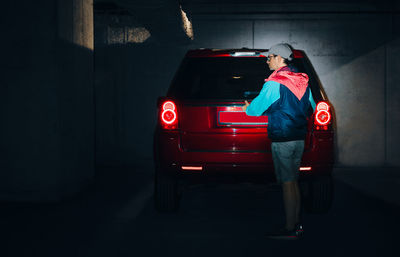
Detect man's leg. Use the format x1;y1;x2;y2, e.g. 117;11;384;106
294;180;301;225
291;140;304;227
282;180;300;231
272;141;303;232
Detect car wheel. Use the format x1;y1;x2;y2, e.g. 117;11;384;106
302;175;333;213
154;168;180;212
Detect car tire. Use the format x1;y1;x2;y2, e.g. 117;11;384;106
154;168;180;212
302;175;333;213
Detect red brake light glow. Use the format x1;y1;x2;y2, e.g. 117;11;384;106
314;102;331;127
161;109;177;124
160;101;178;129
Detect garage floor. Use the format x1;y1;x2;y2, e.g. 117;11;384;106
1;166;399;257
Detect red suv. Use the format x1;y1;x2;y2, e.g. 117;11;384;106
154;49;334;212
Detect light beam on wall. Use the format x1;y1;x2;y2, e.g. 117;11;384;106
126;27;151;43
180;5;193;40
107;26;151;44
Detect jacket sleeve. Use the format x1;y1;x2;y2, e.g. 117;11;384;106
246;81;280;117
309;88;316;112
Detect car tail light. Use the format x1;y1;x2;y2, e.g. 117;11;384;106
314;101;331;130
160;100;178;129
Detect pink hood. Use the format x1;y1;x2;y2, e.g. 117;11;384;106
265;67;309;100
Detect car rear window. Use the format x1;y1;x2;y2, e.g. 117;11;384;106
168;57;321;101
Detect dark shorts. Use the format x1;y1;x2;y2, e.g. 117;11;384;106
271;140;305;184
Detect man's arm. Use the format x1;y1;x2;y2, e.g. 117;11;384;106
242;81;280;116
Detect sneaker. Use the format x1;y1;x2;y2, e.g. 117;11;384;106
266;227;300;240
295;223;304;238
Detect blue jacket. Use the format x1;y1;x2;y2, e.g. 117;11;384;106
246;66;316;142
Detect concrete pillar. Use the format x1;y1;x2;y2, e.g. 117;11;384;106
0;0;94;201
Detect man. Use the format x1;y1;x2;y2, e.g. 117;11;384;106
242;43;316;240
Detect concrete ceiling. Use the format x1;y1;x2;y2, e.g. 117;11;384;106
94;0;396;15
94;0;398;43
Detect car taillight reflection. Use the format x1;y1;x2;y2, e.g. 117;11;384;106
161;100;178;129
314;101;331;130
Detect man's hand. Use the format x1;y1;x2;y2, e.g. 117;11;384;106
242;100;249;112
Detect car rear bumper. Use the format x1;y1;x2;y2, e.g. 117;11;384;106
154;130;334;178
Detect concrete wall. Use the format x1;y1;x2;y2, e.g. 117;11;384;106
94;2;400;167
386;37;400;167
0;0;94;201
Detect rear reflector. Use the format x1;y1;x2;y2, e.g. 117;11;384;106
299;167;312;171
181;166;203;171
